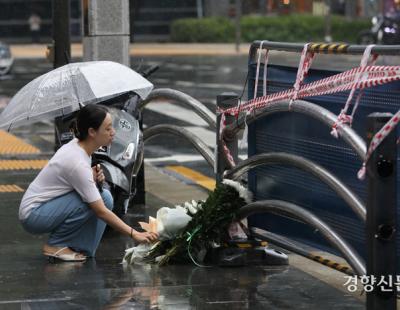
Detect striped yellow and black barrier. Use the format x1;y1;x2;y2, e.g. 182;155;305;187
224;240;268;249
308;253;353;276
309;43;350;54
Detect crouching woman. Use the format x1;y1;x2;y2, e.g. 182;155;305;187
18;104;157;262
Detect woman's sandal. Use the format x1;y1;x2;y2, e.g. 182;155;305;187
43;247;87;263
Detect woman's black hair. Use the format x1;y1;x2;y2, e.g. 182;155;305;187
74;104;109;141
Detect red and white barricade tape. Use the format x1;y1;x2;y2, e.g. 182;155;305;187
254;41;269;99
290;43;315;107
219;113;237;168
218;65;400;173
222;65;400;116
331;45;378;138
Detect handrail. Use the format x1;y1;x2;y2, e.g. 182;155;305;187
224;152;366;222
249;41;400;59
140;88;216;129
143;124;215;169
237;200;366;276
223;99;367;161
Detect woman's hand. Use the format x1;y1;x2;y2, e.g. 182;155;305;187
132;230;158;244
92;164;105;184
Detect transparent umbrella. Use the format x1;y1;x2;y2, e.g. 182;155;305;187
0;61;153;129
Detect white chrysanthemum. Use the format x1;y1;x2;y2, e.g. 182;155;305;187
192;199;203;211
184;201;198;214
222;179;252;204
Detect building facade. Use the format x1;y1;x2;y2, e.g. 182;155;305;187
0;0;388;43
0;0;200;43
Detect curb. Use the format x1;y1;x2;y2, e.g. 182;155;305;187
10;43;252;59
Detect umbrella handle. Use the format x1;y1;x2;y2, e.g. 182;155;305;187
92;163;104;193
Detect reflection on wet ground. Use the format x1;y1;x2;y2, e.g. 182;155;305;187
0;244;363;310
0;185;364;310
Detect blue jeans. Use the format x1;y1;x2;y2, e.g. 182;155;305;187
21;189;114;257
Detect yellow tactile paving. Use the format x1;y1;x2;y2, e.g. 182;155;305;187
0;130;40;154
166;165;215;191
0;160;48;170
0;185;24;192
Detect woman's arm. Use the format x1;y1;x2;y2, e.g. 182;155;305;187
89;199;158;243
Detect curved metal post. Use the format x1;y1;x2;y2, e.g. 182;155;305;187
143;124;215;169
140;88;216;129
237;200;366;276
250;227;354;276
224;152;366;222
224;99;366;161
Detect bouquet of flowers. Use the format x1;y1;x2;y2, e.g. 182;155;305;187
123;179;252;266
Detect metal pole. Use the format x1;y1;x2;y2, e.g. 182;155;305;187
216;93;238;184
235;0;241;53
52;0;71;151
249;41;400;57
324;0;332;43
224;152;366;222
141;88;216;129
143;124;215;169
224;99;367;161
366;113;397;310
196;0;203;18
237;200;366;276
52;0;71;69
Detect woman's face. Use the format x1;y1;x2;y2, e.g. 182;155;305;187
93;113;115;146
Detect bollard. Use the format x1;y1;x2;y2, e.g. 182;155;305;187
216;93;239;184
366;113;397;310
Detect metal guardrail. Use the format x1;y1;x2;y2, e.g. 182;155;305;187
224;99;366;161
224;152;366;222
242;41;398;308
138;43;397;301
140;88;216;129
237;200;366;276
143;124;215;169
249;41;400;59
216;64;369;283
138;88;216;204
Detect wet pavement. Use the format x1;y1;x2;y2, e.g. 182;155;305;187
0;125;365;309
1;199;364;310
0;257;363;309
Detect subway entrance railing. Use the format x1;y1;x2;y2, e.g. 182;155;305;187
218;41;399;309
140;42;400;309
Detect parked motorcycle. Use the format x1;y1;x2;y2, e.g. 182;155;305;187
55;66;158;216
358;14;400;45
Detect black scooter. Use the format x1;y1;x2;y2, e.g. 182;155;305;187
55;66;157;215
358;14;400;45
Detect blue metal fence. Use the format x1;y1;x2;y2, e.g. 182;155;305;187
248;63;400;265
